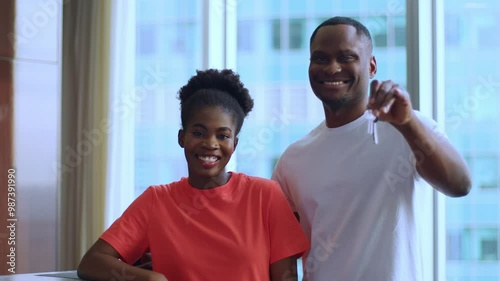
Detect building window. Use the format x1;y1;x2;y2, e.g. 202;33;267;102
238;20;254;51
481;239;498;261
272;18;305;50
475;155;498;189
364;16;388;48
272;19;281;50
445;14;461;47
137;24;157;55
478;229;498;261
394;16;406;47
447;231;463;260
289;18;305;50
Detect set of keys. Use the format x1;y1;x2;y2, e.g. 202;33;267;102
367;110;378;144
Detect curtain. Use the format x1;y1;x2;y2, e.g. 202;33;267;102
60;0;111;270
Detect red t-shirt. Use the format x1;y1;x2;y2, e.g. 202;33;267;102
100;172;309;281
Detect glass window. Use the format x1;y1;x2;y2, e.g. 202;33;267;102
289;18;305;50
137;24;157;56
444;0;500;279
238;20;254;51
394;16;406;47
134;0;202;196
475;156;498;189
445;14;462;47
365;16;388;48
272;19;281;50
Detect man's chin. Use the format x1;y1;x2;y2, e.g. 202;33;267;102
321;97;349;110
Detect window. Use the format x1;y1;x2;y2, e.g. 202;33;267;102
475;156;498;189
365;16;388;48
238;20;254;51
272;19;281;50
271;18;306;50
445;14;462;47
137;24;157;55
134;0;202;196
394;16;406;47
444;0;500;279
447;231;464;260
481;239;498;261
289;19;305;50
477;229;498;261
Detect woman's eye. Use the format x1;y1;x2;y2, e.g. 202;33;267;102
193;132;204;137
218;135;230;140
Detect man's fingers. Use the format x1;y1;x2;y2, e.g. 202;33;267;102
381;97;395;113
369;79;381;103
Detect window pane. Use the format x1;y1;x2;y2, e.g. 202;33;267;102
135;0;202;196
444;0;500;280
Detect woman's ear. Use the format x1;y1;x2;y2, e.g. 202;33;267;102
234;137;239;150
178;130;185;148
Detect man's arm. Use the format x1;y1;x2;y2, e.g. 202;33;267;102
368;80;471;197
393;110;471;197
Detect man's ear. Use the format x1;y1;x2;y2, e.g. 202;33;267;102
178;129;185;148
369;55;377;79
234;137;239;150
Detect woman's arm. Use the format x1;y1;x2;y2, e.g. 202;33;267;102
77;239;167;281
270;256;298;281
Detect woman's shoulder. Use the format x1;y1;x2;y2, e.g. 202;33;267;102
142;177;188;195
234;172;281;192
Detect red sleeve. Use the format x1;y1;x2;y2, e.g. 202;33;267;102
100;186;155;264
267;181;310;264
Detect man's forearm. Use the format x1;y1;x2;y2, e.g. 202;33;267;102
393;111;471;197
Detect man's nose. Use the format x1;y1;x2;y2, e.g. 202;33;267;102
325;61;341;74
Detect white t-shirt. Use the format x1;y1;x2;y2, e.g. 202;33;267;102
272;110;442;281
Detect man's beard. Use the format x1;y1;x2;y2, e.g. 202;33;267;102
323;96;350;110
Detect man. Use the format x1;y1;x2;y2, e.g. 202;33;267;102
271;17;471;281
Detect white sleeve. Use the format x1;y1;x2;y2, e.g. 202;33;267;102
411;110;450;180
271;154;297;213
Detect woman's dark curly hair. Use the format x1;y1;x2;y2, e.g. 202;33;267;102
178;69;254;135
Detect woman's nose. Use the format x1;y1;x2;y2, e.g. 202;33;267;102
203;136;219;149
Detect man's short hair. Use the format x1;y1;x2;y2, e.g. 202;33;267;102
309;16;373;51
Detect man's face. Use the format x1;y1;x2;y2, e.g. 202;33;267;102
308;24;376;110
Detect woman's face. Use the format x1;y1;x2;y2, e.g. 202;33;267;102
178;106;238;189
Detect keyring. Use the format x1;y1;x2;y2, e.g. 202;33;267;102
367;110;378;144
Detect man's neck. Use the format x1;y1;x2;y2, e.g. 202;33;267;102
323;103;367;128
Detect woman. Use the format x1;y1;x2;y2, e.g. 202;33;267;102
77;69;309;281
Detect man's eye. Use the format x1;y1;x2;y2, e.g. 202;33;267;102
311;57;328;63
339;55;355;62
